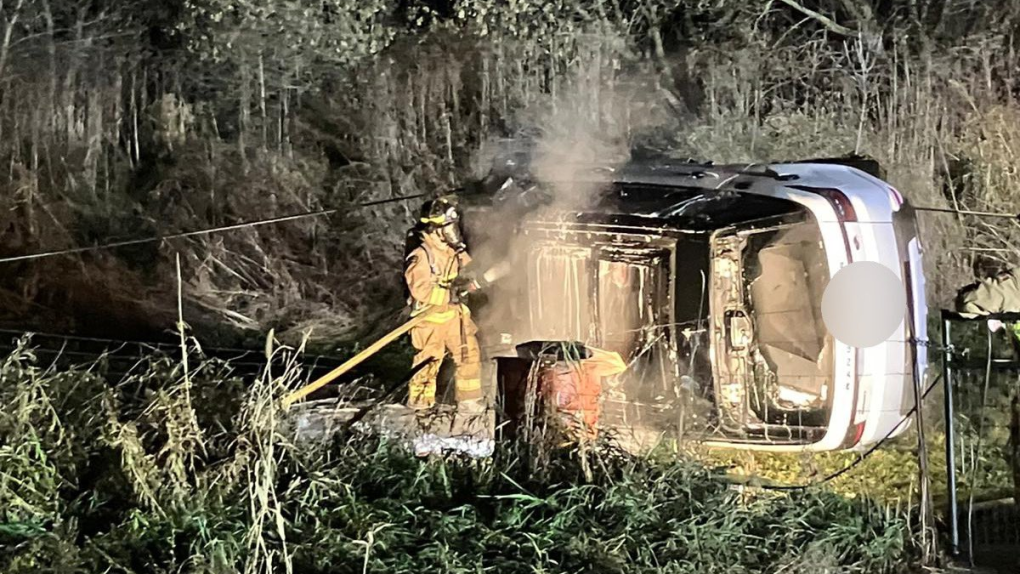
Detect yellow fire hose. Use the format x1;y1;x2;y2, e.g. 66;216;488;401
281;307;438;408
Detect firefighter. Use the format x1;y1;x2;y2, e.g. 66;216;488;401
404;195;484;411
956;266;1020;336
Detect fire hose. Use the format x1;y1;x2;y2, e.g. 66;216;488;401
281;261;511;408
281;306;440;408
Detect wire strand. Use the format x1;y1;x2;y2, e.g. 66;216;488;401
753;372;943;491
0;193;425;265
0;327;348;364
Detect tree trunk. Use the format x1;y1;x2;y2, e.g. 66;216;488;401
131;68;140;165
41;0;57;138
258;52;268;151
0;0;25;83
65;6;87;144
239;59;250;172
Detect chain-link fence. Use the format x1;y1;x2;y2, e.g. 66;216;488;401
942;312;1020;569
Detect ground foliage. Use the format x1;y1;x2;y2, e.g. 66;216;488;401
0;339;917;573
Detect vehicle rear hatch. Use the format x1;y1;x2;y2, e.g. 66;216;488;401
710;219;834;444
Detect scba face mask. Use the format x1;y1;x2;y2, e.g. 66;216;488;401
440;222;467;253
420;196;466;252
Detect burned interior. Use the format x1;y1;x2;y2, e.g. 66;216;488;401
463;169;836;449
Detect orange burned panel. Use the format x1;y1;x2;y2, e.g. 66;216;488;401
540;348;627;437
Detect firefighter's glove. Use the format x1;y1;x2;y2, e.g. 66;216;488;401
452;276;484;300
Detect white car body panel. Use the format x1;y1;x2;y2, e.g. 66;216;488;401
772;164;922;451
703;163;925;452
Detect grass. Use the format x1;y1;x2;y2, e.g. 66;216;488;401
0;336;920;573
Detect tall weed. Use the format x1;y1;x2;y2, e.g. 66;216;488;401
0;340;917;573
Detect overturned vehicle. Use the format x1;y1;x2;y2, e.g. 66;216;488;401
462;157;928;453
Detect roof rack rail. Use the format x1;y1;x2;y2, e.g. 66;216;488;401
727;163;798;181
790;155;885;179
620;157;715;178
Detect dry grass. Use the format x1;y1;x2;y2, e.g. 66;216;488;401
0;339;921;573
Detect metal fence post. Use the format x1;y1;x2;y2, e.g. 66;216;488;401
942;311;960;556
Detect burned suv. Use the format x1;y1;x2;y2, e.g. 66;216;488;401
462;158;928;453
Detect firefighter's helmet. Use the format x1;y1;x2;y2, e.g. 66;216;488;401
420;194;460;227
419;194;466;252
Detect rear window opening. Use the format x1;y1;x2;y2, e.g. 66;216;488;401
746;224;832;423
710;216;834;442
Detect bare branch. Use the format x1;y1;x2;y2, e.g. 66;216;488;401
776;0;859;37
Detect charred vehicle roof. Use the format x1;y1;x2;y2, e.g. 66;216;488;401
463;158;831;231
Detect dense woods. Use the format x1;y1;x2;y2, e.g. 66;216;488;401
0;0;1018;342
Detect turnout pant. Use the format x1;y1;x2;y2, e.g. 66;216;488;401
408;312;482;408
